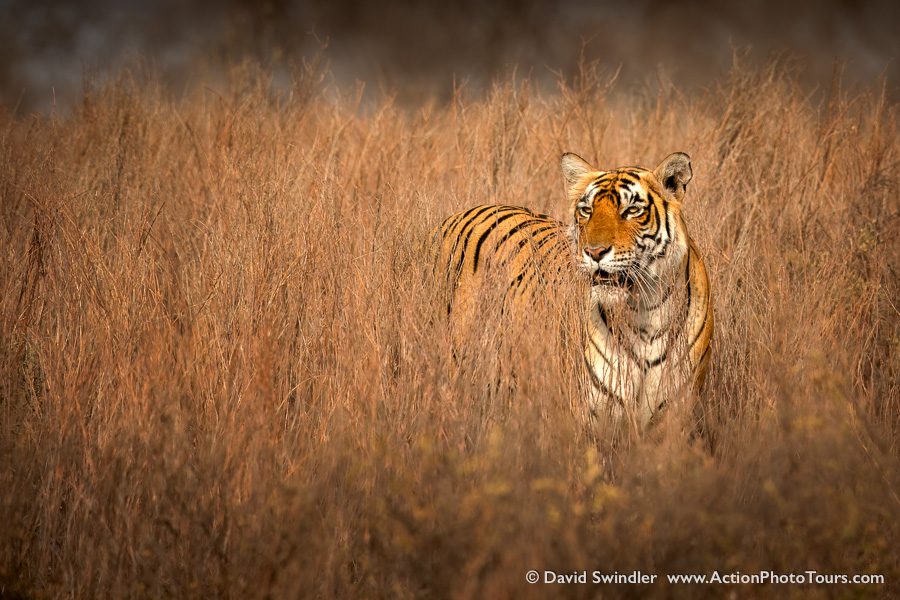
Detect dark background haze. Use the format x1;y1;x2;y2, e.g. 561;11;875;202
1;0;897;111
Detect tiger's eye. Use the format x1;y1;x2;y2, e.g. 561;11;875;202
578;206;592;219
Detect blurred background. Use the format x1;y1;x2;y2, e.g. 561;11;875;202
1;0;897;111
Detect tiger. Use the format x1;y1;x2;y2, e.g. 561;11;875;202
431;152;713;435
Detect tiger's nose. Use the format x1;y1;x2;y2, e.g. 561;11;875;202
584;245;612;262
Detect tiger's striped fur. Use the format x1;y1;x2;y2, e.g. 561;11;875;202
431;204;573;319
432;152;713;435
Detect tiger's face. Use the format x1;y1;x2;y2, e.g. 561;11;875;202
561;152;693;303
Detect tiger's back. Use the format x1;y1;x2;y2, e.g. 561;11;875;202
431;204;574;319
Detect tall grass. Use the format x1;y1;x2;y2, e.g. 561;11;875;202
1;59;898;598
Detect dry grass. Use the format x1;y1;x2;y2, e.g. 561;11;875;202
1;58;898;598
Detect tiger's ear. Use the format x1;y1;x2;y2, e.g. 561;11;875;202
560;152;595;188
653;152;692;201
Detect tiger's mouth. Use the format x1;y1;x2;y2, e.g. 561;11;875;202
591;268;634;289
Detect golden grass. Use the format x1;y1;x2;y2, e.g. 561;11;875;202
1;59;898;598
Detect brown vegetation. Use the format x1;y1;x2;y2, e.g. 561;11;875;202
1;59;898;598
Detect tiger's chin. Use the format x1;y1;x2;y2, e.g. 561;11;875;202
590;282;628;306
589;269;633;305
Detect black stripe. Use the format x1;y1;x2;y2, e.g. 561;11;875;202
687;302;712;354
448;206;515;284
515;263;540;294
684;249;692;308
598;307;642;365
471;211;523;273
644;350;668;370
446;209;496;287
445;204;488;239
441;210;468;237
494;220;553;252
500;231;568;304
583;356;627;407
500;271;526;310
538;238;573;275
646;326;668;343
516;224;559;248
507;269;528;291
637;202;654;226
548;236;573;255
644;244;668;270
532;228;562;251
584;355;602;385
512;228;562;295
445;205;496;269
668;251;695;337
597;304;610;327
698;344;711;364
701;344;711;361
649;236;671;260
639;205;661;240
623;341;642;365
588;335;612;368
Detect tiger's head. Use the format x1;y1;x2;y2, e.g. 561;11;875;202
560;152;693;303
